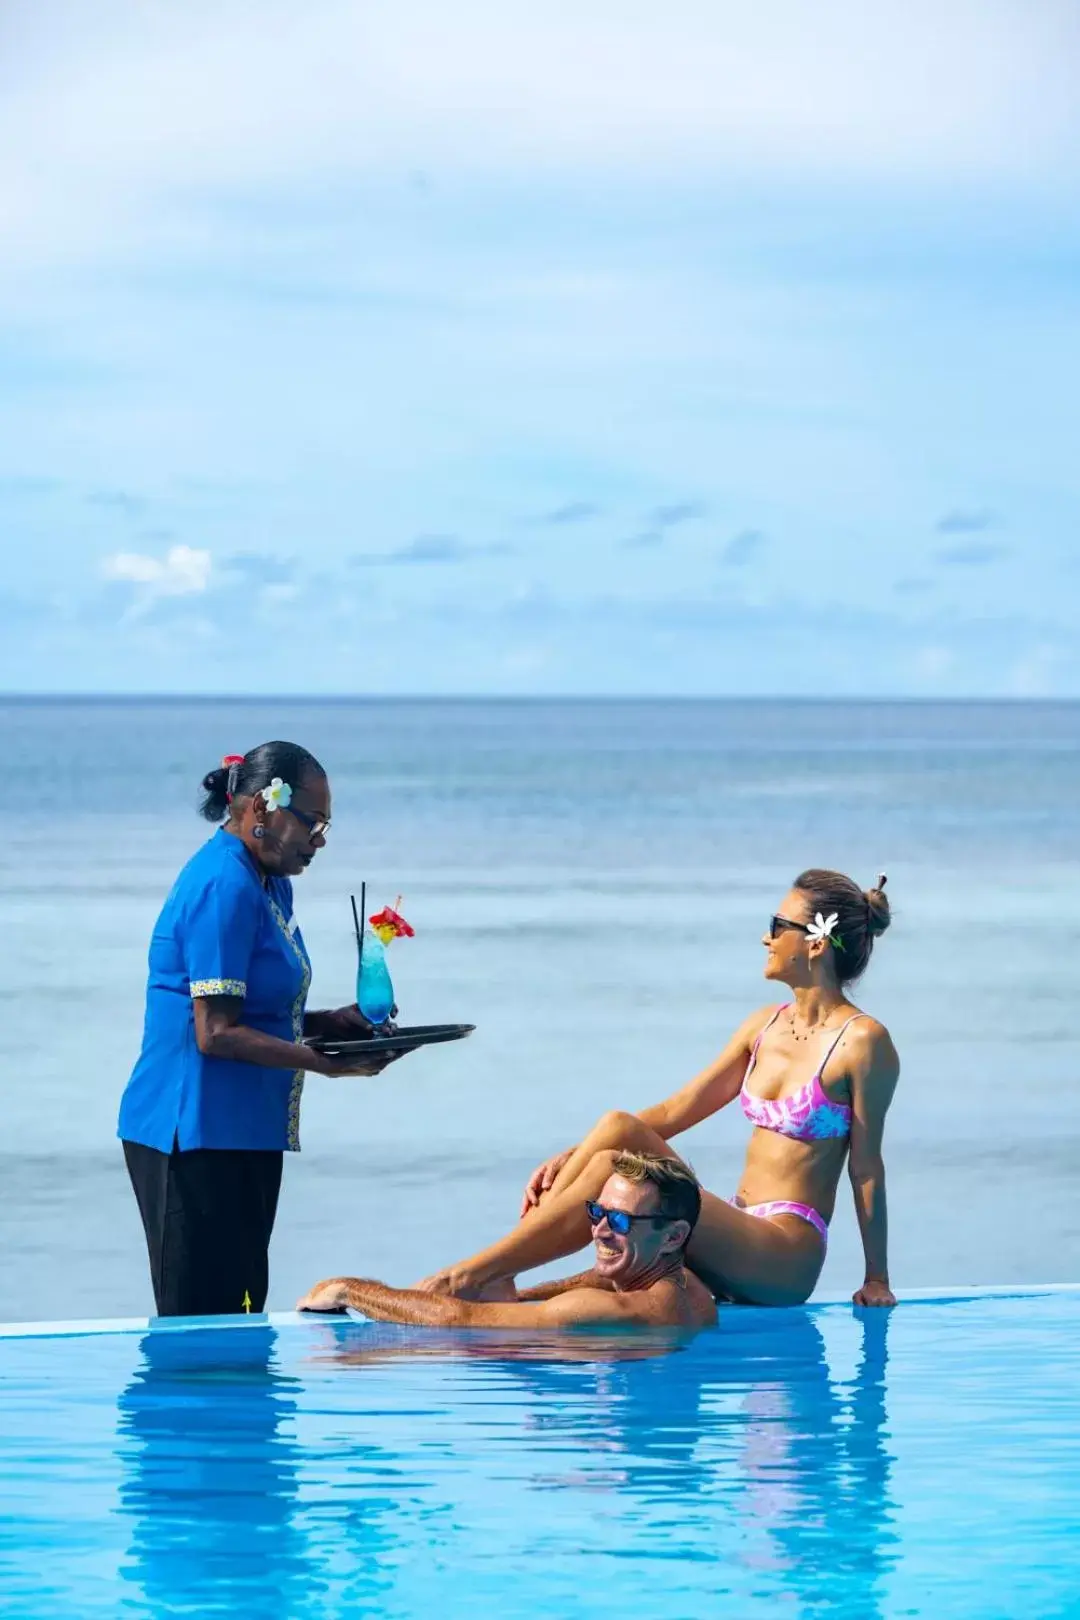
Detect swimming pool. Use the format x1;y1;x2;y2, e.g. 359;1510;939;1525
2;1289;1077;1617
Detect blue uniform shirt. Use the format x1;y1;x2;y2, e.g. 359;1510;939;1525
118;829;312;1153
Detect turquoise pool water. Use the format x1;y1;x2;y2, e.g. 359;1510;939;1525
2;1292;1078;1618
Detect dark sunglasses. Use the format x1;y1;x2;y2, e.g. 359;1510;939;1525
769;913;809;939
585;1199;663;1237
285;805;331;838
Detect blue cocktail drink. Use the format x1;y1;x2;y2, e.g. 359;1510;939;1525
356;901;414;1026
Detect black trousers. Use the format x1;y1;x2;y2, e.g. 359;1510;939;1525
123;1140;284;1318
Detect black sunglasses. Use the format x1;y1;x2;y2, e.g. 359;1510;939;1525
769;913;809;939
585;1199;664;1237
285;805;331;838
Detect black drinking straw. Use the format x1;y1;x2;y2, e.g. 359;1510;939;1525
350;884;366;976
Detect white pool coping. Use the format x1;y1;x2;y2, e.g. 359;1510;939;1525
0;1282;1077;1341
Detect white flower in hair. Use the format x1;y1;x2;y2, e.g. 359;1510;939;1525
806;911;841;948
262;777;292;813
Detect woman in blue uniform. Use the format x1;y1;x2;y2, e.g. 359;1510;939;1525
118;740;392;1317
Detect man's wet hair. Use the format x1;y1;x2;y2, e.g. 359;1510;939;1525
611;1150;702;1245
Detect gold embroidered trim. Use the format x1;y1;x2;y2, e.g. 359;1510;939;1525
190;978;246;999
266;894;311;1152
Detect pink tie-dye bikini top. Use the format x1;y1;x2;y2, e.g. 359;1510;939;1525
740;1006;864;1142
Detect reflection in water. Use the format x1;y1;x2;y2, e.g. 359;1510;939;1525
116;1328;315;1617
727;1308;897;1617
490;1309;897;1616
116;1311;896;1614
837;1310;897;1607
310;1308;898;1615
310;1321;700;1370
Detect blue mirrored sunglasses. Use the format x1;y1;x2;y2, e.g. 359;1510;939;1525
584;1200;662;1237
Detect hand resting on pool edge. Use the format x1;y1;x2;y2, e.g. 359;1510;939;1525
296;1152;717;1331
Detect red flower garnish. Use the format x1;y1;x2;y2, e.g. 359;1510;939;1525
369;905;415;939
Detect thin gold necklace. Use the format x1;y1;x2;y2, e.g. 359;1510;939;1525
789;1007;843;1043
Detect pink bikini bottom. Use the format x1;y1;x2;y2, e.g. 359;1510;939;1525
728;1197;829;1251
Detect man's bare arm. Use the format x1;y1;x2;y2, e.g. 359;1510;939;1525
300;1277;661;1328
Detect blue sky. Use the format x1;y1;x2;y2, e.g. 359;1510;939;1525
1;1;1078;696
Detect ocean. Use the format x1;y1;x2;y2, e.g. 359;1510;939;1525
1;697;1076;1322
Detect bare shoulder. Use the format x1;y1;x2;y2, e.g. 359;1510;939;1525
644;1270;717;1328
539;1275;717;1331
742;1002;788;1043
842;1013;899;1072
681;1269;720;1327
698;1003;786;1076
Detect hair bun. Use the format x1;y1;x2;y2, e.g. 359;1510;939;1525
199;765;231;823
864;876;891;937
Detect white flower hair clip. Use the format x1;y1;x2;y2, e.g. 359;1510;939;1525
806;911;843;950
261;777;293;813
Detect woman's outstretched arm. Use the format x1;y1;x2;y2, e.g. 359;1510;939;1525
635;1005;780;1138
520;1006;776;1214
846;1023;901;1306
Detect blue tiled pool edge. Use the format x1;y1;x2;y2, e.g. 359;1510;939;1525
2;1281;1078;1341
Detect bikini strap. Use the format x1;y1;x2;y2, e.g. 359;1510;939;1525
744;1004;789;1079
815;1013;869;1082
754;1004;788;1049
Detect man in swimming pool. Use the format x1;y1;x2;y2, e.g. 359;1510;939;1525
297;1151;717;1330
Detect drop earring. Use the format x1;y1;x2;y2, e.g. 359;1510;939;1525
253;826;265;839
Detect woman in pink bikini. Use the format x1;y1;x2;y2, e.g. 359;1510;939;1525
421;868;898;1308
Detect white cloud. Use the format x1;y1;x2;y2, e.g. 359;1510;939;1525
102;544;212;598
2;6;1078;698
1;1;1078;275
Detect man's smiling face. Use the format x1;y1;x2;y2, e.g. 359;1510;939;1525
588;1172;689;1288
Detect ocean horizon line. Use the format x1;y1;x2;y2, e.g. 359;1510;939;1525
1;691;1077;708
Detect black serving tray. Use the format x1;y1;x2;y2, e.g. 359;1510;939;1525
306;1023;475;1058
